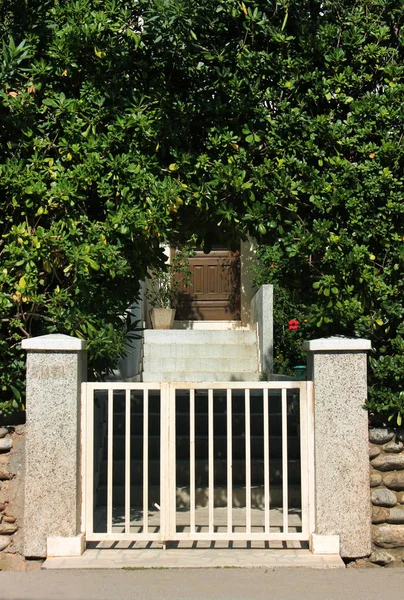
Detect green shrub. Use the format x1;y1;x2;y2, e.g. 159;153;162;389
1;0;403;420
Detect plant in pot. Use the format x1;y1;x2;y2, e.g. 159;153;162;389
147;247;194;329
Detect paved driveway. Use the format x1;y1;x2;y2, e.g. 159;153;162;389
0;568;403;600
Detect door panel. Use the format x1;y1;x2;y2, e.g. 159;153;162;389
175;249;240;320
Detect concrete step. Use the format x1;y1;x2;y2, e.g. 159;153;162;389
99;459;301;486
143;356;258;373
97;484;302;508
108;390;296;414
142;371;260;382
143;343;258;359
143;329;257;346
108;435;300;460
112;412;300;437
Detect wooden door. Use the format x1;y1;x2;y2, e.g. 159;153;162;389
174;248;240;320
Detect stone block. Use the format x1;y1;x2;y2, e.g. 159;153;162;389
371;454;404;471
369;444;380;459
0;438;12;452
372;506;390;524
369;429;395;445
0;521;17;535
387;507;404;524
371;488;397;508
370;472;382;487
373;524;404;548
3;516;16;524
0;535;10;551
310;534;340;555
383;473;404;491
384;441;404;453
304;338;371;558
22;334;87;558
369;550;395;566
47;533;85;557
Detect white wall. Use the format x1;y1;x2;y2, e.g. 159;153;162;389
240;238;258;326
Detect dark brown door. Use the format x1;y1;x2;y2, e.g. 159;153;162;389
174;248;240;320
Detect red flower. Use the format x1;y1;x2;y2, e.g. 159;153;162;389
288;319;299;331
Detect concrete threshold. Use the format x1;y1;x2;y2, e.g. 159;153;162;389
43;548;345;570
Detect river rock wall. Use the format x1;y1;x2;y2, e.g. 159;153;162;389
0;425;27;569
369;428;404;566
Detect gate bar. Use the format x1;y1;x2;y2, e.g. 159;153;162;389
281;388;288;533
226;389;232;535
107;389;114;534
208;389;214;534
125;389;131;533
245;389;251;533
190;389;196;534
143;390;149;534
263;388;270;533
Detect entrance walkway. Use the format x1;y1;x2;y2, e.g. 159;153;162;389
43;547;344;570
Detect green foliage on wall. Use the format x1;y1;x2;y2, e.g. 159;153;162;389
0;1;403;417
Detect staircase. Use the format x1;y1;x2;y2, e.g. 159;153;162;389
142;329;260;382
96;388;302;515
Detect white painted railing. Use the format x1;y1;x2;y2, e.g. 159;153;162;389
82;381;314;543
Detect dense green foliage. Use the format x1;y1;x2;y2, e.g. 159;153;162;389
1;0;403;417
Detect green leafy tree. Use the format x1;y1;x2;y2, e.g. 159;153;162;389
1;0;403;419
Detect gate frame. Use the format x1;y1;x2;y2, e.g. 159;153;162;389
81;380;315;544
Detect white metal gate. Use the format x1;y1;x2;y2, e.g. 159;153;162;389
82;381;314;543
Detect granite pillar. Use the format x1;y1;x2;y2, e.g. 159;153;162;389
22;334;87;558
303;337;372;558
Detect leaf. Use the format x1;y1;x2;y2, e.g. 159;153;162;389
10;384;21;400
281;8;288;31
258;223;266;235
18;276;26;290
241;2;247;15
94;47;103;58
43;98;58;108
168;163;178;171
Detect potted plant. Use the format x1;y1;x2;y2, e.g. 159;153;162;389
147;247;194;329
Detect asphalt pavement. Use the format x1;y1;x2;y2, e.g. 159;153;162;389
0;567;403;600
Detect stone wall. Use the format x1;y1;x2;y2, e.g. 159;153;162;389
369;427;404;566
0;425;25;568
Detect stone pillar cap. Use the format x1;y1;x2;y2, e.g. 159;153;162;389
302;336;371;352
22;334;86;351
